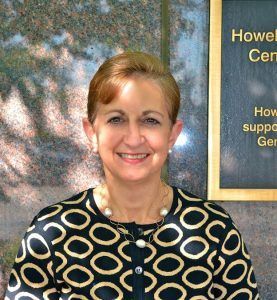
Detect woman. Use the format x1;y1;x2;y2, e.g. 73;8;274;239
5;52;259;299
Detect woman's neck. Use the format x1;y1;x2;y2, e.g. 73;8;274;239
94;177;173;224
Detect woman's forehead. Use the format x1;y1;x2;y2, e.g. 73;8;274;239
92;77;173;122
106;78;166;107
122;77;162;93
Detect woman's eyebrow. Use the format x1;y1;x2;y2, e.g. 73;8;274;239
142;110;164;118
104;109;125;115
103;109;164;118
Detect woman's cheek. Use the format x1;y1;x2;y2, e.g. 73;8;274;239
148;131;170;149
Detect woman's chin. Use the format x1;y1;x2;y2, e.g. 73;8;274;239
118;173;150;183
113;170;159;184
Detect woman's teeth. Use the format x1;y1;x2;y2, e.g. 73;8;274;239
119;153;148;159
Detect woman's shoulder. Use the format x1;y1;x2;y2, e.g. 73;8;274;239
173;186;233;226
34;188;95;224
173;186;242;249
23;188;97;245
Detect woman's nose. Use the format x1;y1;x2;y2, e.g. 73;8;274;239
123;123;145;147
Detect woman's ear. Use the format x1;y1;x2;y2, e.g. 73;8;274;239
82;118;98;153
168;119;183;149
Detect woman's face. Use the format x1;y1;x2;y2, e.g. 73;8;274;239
83;77;182;184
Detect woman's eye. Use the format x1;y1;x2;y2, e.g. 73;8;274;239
144;118;160;125
107;116;123;124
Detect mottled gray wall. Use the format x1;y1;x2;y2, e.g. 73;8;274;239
0;1;162;296
0;1;276;299
168;0;209;199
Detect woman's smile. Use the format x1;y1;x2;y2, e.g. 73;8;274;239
116;152;150;164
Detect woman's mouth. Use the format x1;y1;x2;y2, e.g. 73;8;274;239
118;153;148;159
117;153;149;163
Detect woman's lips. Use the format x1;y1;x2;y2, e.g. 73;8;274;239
117;153;150;164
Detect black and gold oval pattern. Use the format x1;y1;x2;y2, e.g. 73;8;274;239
5;187;260;300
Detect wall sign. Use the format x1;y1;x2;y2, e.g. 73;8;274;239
208;0;276;200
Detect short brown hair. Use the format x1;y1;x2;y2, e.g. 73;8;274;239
87;52;180;124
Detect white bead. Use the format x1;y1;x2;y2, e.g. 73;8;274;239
160;207;168;217
104;207;113;217
135;266;143;274
136;239;146;248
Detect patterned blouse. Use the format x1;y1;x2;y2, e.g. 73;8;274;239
5;186;260;300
